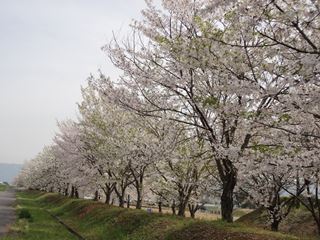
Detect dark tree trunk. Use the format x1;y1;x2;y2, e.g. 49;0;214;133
129;163;147;209
94;190;99;201
271;219;280;232
136;190;142;209
133;172;144;210
295;170;301;208
178;200;188;217
267;191;284;232
70;186;75;198
177;186;193;217
220;171;237;222
118;196;125;208
171;200;176;215
105;191;111;204
75;188;79;198
64;183;69;196
188;203;199;219
114;177;130;208
115;188;126;208
103;183;114;205
158;201;162;213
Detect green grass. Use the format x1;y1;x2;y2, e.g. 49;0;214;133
237;206;319;239
2;191;78;240
3;191;304;240
0;183;7;192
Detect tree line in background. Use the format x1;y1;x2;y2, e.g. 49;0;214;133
16;0;320;234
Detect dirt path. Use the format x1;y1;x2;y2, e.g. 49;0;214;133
0;189;16;237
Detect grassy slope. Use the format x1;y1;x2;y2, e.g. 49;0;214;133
4;191;301;240
237;207;318;239
2;192;78;240
0;183;7;192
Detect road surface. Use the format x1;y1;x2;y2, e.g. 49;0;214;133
0;189;16;237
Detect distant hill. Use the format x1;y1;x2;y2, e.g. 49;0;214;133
0;163;22;183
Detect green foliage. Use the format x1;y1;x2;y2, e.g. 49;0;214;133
252;144;283;154
0;183;7;191
202;96;219;108
224;10;236;21
279;114;292;122
155;35;170;45
194;16;223;39
18;209;32;221
241;111;258;120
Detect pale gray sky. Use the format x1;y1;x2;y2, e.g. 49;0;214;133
0;0;147;164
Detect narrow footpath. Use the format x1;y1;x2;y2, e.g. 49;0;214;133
0;189;16;237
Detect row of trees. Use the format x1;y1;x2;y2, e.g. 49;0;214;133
17;80;216;218
16;0;320;234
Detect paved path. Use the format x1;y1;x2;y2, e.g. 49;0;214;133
0;189;16;237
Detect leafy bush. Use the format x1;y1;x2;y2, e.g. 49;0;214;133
18;208;32;221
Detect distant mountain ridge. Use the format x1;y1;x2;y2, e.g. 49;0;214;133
0;163;22;183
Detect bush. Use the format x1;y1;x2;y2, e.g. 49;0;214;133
18;208;32;221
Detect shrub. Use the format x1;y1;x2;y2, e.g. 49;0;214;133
18;208;32;221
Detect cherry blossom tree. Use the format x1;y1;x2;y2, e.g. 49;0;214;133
15;0;320;228
102;0;288;221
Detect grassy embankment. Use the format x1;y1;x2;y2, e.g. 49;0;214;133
238;206;320;239
2;191;305;240
0;183;7;192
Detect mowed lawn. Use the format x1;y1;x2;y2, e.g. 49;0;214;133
2;190;304;240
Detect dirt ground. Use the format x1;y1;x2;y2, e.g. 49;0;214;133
0;188;16;237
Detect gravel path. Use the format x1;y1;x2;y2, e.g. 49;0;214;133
0;189;16;237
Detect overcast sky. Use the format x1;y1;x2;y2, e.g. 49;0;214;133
0;0;147;164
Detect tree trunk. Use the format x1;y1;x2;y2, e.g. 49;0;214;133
188;203;198;219
171;200;176;215
105;191;111;204
103;183;114;205
158;201;162;213
118;196;125;207
130;165;144;210
114;176;131;209
136;190;142;209
220;172;236;222
115;186;126;208
64;183;69;196
295;170;301;208
94;190;99;201
70;186;75;198
75;188;79;198
127;194;130;208
178;200;188;217
271;219;280;232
